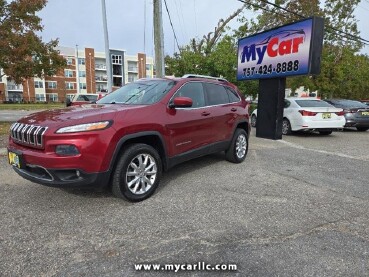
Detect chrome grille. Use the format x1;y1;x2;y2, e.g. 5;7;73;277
10;123;48;148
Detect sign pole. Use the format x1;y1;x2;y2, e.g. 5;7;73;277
256;78;286;140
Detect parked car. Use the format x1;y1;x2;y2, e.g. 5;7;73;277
251;97;345;135
7;75;250;202
66;93;106;107
360;99;369;106
323;99;369;131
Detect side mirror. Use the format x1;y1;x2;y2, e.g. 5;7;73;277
66;98;71;107
169;97;193;108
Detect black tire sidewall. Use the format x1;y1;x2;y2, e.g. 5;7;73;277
282;119;291;135
251;115;257;127
226;129;248;163
112;144;162;202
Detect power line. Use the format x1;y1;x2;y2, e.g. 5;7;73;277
163;0;181;52
236;0;369;46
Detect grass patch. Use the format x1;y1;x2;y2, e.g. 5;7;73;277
0;103;64;110
0;122;12;135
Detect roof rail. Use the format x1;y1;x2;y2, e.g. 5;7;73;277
182;74;228;82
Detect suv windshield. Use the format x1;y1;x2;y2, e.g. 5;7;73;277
97;80;176;105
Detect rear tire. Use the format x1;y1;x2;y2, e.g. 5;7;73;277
112;143;162;202
282;118;292;135
251;114;257;127
225;129;248;163
356;127;369;132
319;130;332;135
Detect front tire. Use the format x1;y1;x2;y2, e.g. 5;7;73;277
112;144;162;202
356;127;368;132
225;129;248;163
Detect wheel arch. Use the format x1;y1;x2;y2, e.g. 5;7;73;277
107;132;169;184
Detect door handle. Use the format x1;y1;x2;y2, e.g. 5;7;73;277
201;111;211;116
231;108;237;112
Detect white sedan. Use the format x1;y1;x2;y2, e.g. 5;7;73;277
250;98;345;135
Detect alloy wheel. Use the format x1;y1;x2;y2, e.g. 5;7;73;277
126;154;157;195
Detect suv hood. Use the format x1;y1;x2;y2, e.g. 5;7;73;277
18;104;139;128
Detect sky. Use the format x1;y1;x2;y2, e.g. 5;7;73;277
38;0;369;57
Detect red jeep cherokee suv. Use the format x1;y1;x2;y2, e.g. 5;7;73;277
8;75;250;201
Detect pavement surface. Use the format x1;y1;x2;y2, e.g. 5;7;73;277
0;129;369;276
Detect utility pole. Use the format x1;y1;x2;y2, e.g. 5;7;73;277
76;44;80;94
153;0;165;77
101;0;112;91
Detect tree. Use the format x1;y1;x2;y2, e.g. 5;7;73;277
0;0;65;84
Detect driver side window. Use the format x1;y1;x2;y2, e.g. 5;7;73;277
175;82;205;108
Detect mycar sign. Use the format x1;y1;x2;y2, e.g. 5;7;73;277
237;17;324;81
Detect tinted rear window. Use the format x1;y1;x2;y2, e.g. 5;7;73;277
295;100;333;108
204;83;229;105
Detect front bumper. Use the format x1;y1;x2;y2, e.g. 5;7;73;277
11;163;110;188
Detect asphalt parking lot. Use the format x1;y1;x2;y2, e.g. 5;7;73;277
1;129;369;276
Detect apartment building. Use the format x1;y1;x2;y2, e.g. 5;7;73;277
0;46;155;103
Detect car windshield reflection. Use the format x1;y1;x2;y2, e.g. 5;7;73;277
97;80;176;105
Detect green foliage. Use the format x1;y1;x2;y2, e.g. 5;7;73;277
165;0;369;101
0;0;66;84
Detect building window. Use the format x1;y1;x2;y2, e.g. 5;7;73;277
34;81;43;88
65;70;73;78
36;93;46;102
66;57;73;65
47;93;58;102
79;71;86;78
113;76;122;87
46;81;57;89
113;65;122;75
65;82;75;90
79;83;87;89
128;61;138;72
112;55;122;65
78;58;85;65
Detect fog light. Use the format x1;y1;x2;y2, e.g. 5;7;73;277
55;145;80;156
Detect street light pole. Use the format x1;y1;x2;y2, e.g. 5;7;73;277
101;0;112;92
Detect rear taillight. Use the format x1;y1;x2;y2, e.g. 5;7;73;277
299;110;317;116
335;111;345;116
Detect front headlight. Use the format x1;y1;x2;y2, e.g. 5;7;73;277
56;121;112;134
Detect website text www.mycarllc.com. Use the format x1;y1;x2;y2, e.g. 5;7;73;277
134;262;237;273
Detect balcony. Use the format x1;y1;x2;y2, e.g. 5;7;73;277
7;84;23;91
95;64;107;70
128;67;138;73
95;76;108;82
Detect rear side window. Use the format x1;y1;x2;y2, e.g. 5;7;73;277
284;99;291;108
204;83;229;106
76;95;98;101
226;88;240;103
175;82;206;108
